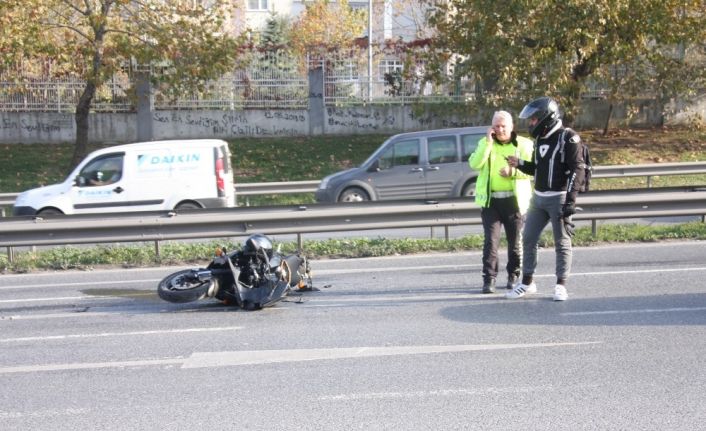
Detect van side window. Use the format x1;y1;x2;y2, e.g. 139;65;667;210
427;136;458;164
461;134;484;161
379;139;420;169
78;154;124;187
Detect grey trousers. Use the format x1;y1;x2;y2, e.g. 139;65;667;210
522;193;572;282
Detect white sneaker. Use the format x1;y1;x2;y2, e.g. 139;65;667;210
553;284;568;301
505;282;537;299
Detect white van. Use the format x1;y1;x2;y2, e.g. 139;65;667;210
12;139;235;216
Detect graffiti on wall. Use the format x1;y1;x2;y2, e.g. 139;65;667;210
2;117;65;133
325;106;470;131
326;107;396;130
407;111;470;128
153;111;307;136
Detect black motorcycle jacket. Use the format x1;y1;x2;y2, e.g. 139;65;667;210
516;121;585;205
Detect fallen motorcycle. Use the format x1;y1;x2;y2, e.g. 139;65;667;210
157;234;312;310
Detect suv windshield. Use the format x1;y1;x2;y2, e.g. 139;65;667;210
378;139;420;169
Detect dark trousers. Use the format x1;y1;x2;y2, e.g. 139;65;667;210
480;196;523;281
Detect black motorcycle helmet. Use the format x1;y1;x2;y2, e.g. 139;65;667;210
242;234;274;258
519;97;560;138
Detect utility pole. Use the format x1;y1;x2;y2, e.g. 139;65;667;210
368;0;373;102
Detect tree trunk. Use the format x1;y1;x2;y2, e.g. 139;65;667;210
602;103;613;136
70;82;97;170
69;1;110;171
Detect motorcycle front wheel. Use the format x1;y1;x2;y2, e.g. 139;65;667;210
157;269;215;303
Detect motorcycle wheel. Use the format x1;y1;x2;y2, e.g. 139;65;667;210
157;269;215;303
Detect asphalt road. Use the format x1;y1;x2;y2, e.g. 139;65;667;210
1;241;705;430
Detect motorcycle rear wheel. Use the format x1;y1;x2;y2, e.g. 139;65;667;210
158;269;214;303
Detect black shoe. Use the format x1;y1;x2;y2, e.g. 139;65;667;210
482;279;496;294
506;274;519;289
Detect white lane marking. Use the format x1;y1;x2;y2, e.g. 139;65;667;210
312;264;477;275
0;296;108;304
0;266;479;290
570;267;706;277
317;265;706;277
0;408;91;419
181;342;601;368
1;264;705;291
0;279;160;290
302;293;501;303
2;264;704;308
0;326;243;343
0;341;600;375
1;312;115;321
0;358;185;374
561;306;706;316
319;384;601;401
0;295;111;304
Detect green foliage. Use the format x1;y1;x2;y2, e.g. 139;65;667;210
290;0;366;55
0;1;45;71
3;0;245;167
260;12;292;49
427;1;706;121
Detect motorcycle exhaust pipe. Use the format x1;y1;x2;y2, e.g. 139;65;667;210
191;269;214;282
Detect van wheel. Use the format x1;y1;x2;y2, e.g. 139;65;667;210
37;208;63;216
461;182;476;200
175;202;201;211
339;187;369;202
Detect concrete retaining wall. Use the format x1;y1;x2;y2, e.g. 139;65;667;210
1;97;702;144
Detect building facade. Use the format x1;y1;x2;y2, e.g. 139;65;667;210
232;0;432;42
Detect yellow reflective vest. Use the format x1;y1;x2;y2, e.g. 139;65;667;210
468;134;534;214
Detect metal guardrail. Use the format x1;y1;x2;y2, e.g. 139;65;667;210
2;162;706;209
1;189;705;252
590;161;706;186
236;180;321;196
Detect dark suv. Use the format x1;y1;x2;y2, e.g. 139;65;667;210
315;126;487;202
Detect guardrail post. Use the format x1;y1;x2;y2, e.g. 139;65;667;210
154;240;160;258
647;176;652;188
592;220;598;237
6;246;13;264
444;225;450;242
297;233;303;251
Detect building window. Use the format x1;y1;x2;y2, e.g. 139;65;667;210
379;59;403;76
248;0;268;10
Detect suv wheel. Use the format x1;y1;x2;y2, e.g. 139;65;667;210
461;182;476;200
339;187;370;202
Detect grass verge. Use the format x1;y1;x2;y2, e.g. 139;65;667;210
2;221;705;273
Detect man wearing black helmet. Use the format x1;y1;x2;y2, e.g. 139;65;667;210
505;97;585;301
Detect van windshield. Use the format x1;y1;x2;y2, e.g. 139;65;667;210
77;153;124;187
